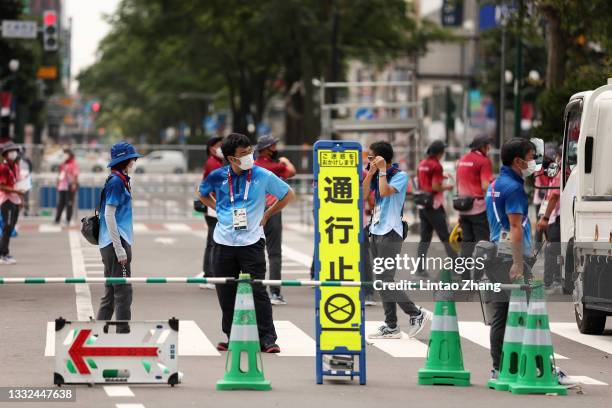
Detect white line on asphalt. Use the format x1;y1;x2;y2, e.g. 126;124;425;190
103;386;134;397
457;321;568;359
116;404;145;408
275;320;316;357
549;322;612;355
281;244;312;267
40;224;62;233
133;223;149;232
164;223;191;232
44;322;55;357
365;321;428;357
570;376;609;386
178;320;220;356
69;231;95;320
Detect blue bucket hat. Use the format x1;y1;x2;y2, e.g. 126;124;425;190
108;142;142;168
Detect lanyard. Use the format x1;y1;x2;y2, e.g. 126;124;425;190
112;170;131;192
227;169;252;204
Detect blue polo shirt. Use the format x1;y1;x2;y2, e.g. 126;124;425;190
99;173;133;249
485;165;532;256
199;165;290;246
369;169;408;237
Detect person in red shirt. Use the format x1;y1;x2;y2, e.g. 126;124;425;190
415;140;456;276
254;135;296;305
55;148;80;226
0;143;25;264
200;136;225;289
455;134;494;279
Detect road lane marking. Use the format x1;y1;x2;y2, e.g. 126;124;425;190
458;321;568;359
275;320;316;357
549;322;612;355
281;244;312;267
365;321;428;357
116;404;145;408
178;320;220;356
69;231;94;320
44;322;55;356
164;223;191;232
104;386;134;397
133;223;149;232
570;376;608;386
40;224;62;233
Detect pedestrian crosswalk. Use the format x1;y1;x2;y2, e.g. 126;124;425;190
43;317;611;371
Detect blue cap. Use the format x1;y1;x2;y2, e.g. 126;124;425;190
107;142;142;168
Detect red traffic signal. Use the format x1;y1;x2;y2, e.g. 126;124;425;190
43;10;57;26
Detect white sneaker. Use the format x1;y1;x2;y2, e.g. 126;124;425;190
405;308;431;338
0;255;17;265
556;368;580;389
368;324;401;339
270;294;287;305
199;283;215;290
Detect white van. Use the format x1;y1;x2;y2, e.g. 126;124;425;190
559;79;612;334
134;150;187;174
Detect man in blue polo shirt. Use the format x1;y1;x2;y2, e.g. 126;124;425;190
484;137;536;379
198;133;294;353
363;141;430;339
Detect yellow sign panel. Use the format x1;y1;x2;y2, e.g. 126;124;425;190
36;65;58;80
317;149;362;351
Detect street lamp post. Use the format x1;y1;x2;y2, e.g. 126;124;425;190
0;59;20;142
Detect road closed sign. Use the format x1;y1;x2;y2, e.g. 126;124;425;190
313;140;365;384
54;318;179;385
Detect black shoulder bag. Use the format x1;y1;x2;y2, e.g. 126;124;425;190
80;176;112;245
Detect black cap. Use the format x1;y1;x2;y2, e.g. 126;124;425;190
206;136;224;149
1;142;20;155
469;134;493;150
426;140;447;156
256;134;279;151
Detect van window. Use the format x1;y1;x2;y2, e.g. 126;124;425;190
562;100;582;187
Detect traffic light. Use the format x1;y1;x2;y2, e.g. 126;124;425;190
43;10;59;51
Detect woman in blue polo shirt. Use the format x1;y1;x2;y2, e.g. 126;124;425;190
96;142;142;333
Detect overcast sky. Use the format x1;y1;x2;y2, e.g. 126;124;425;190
65;0;120;91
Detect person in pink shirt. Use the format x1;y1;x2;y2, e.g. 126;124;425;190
0;143;24;264
55;148;80;226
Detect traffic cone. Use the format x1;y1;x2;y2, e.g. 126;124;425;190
418;269;470;386
216;273;271;391
488;283;528;391
509;283;566;395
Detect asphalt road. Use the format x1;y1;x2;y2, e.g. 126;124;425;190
0;220;611;408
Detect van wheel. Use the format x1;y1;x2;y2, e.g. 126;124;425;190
573;263;606;334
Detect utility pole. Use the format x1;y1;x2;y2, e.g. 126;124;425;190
499;16;506;145
513;0;524;138
329;0;340;139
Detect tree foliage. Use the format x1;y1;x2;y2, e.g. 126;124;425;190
78;0;445;143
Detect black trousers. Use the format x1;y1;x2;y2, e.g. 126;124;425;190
263;212;282;295
97;239;133;333
416;207;457;273
458;211;490;279
0;201;19;256
371;231;420;327
544;219;562;286
213;239;277;345
202;215;217;276
484;256;513;370
362;227;374;297
55;190;75;223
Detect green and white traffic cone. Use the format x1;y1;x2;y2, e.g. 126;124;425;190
488;283;528;391
216;273;271;391
509;283;566;395
418;269;470;386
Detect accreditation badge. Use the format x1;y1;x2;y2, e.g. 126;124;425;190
232;208;248;230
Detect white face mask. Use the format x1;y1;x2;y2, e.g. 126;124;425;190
521;159;537;177
214;146;223;159
128;160;137;172
7;151;18;161
235;153;254;170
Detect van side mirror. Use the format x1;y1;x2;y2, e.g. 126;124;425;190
530;138;544;171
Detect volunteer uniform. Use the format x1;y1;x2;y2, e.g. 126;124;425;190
0;145;21;261
55;156;80;224
543;170;562;287
202;153;224;277
199;164;290;346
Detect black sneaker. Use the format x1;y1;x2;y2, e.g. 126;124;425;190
216;342;228;351
261;343;281;353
